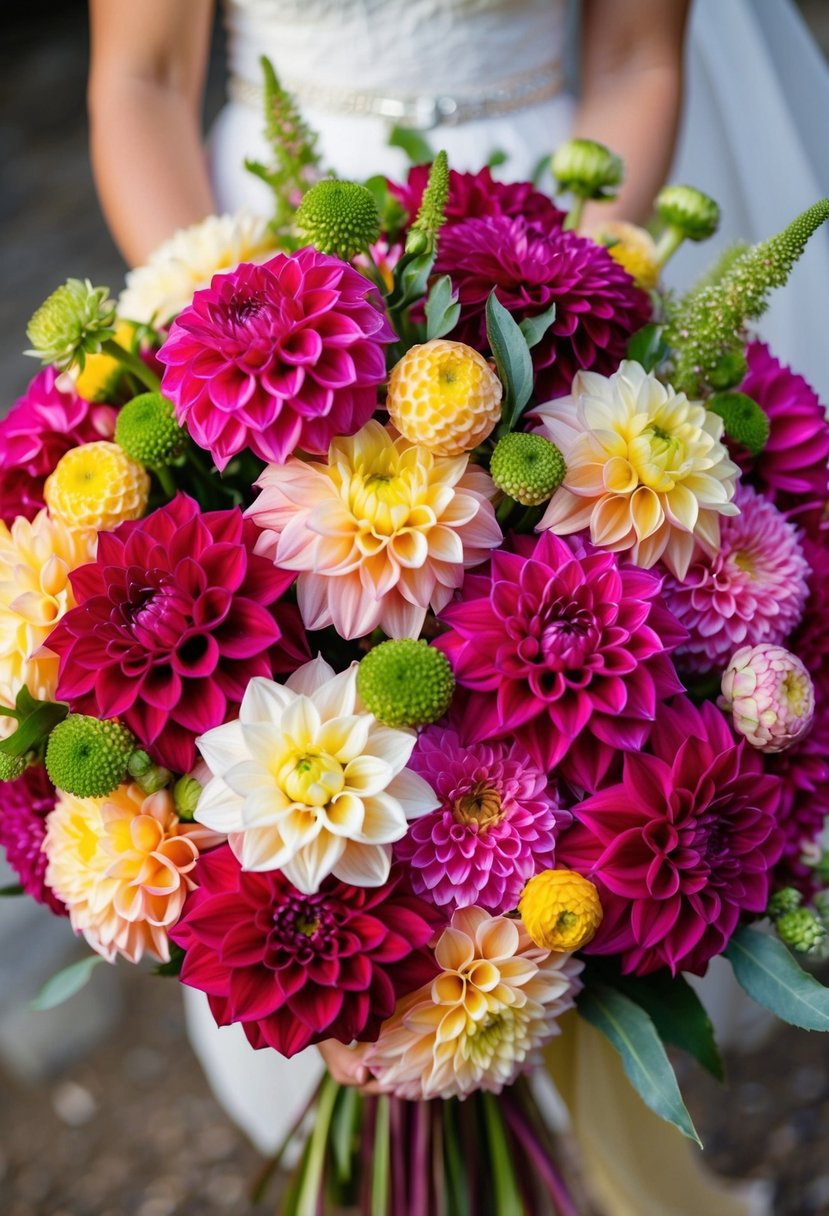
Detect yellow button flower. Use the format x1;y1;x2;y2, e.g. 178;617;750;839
519;868;603;952
593;221;661;291
45;440;150;533
387;339;503;456
74;321;136;401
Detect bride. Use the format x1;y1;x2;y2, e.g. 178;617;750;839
86;2;828;1213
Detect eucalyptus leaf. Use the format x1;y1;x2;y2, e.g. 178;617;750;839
31;954;106;1011
578;975;701;1144
608;968;724;1081
486;291;534;427
627;323;670;372
0;884;23;897
519;302;557;350
389;250;436;313
387;125;433;166
725;925;829;1030
425;274;461;340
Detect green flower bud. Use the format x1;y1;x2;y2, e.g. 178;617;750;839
706;348;749;391
127;749;173;795
26;279;116;373
406;150;450;255
776;906;827;954
767;887;802;919
551;139;623;200
46;715;136;797
357;639;454;729
0;752;27;782
173;775;203;821
115;393;184;466
656;185;720;242
295;179;381;259
707;391;770;457
490;433;566;506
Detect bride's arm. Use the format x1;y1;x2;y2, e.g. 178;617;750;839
87;0;217;266
574;0;692;224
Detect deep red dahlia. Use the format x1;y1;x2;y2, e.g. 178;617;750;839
0;766;65;915
48;494;308;773
391;165;566;234
171;847;441;1057
157;250;394;470
435;532;685;784
434;215;652;399
559;698;783;976
766;698;829;895
0;367;115;524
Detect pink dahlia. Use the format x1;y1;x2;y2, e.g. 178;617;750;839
434;215;652;399
48;494;308;773
391;164;566;234
0;765;65;915
559;698;783;975
396;725;567;915
157;250;394;470
0;367;115;524
662;486;809;675
767;698;829;894
790;535;829;704
737;342;829;536
436;532;685;782
172;847;441;1057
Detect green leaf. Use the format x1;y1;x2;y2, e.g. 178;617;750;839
627;323;670;372
486;291;534;427
0;693;68;758
0;884;24;897
388;125;433;166
425;274;461;340
389;250;436;313
154;943;185;977
487;149;509;170
530;152;551;187
578;975;702;1145
519;302;557;350
31;954;106;1011
609;968;724;1081
363;174;407;236
725;925;829;1030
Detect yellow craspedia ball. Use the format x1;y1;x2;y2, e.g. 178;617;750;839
594;221;660;291
45;441;150;532
519;868;603;952
386;339;503;456
74;321;136;401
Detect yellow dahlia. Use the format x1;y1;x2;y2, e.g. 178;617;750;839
519;868;603;952
364;905;583;1099
118;211;278;326
0;509;96;708
43;783;219;963
45;441;150;532
386;339;503;456
73;321;137;401
535;361;740;579
248;420;502;639
592;221;660;290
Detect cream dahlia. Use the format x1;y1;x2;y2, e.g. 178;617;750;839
534;361;740;579
194;657;440;893
364;906;583;1099
247;420;502;639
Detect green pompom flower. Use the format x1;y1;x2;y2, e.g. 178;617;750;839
656;185;721;242
706;348;749;391
26;278;116;373
0;752;27;782
490;433;566;506
551;139;623;199
45;715;136;798
767;886;803;919
406;150;450;255
115;392;184;466
295;179;381;259
707;391;770;456
776;906;827;954
357;639;454;729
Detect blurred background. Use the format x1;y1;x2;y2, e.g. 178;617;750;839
2;2;829;1213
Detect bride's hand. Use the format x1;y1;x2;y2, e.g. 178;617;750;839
317;1039;390;1095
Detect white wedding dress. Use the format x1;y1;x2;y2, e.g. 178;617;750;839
190;0;828;1208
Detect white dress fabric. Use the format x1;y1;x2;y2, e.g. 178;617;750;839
194;0;829;1164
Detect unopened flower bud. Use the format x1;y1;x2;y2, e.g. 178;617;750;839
767;887;802;919
173;775;203;821
721;644;815;753
656;185;720;242
776;906;827;954
551;139;623;200
26;279;116;373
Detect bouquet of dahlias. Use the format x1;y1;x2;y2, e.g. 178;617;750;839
3;62;829;1216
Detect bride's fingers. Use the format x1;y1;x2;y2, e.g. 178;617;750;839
317;1040;393;1096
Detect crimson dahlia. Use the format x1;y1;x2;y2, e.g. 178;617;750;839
391;165;566;234
171;847;441;1057
0;765;65;915
49;494;308;773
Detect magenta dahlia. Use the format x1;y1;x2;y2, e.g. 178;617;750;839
396;725;567;915
766;697;829;895
435;532;686;784
662;485;809;675
0;367;115;524
391;164;566;234
157;250;394;470
790;535;829;704
0;766;65;915
434;215;651;399
171;847;441;1057
559;697;783;975
736;342;829;536
48;494;308;773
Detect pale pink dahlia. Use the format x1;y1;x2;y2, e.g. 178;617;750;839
248;420;501;640
737;342;829;536
396;725;567;915
559;698;783;975
721;644;815;753
157;250;394;470
435;532;685;779
662;486;809;674
434;215;651;399
0;765;65;915
0;367;115;524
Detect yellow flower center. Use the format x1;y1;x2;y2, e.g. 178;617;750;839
781;669;810;717
629;424;686;492
331;437;439;556
277;749;345;807
453;782;504;832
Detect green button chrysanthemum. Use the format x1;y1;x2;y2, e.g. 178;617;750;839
490;432;566;506
295;179;381;259
776;906;827;954
115;392;184;466
26;278;116;373
358;639;454;729
46;715;136;798
0;753;28;783
707;391;769;456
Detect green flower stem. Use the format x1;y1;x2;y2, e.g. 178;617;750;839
294;1072;340;1216
151;463;177;500
481;1092;524;1216
496;495;517;526
654;225;685;268
562;195;585;232
100;339;160;392
370;1095;391;1216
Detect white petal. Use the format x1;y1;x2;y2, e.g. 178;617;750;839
222;759;279;798
281;831;346;894
342;753;395;796
286;654;337;696
354;792;409;844
361;724;416;773
193;776;245;832
384;768;441;818
196;719;247;777
241;785;294;828
332;840;392;887
310;663;359;721
239;676;293;724
322;791;366;836
280;695;322;747
240;825;294;872
317;714;372;763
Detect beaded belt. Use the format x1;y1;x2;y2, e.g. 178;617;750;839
229;58;564;130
